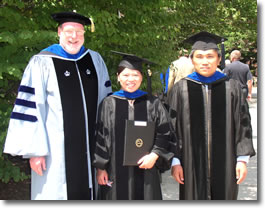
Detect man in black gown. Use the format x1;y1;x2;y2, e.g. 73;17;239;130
167;31;255;200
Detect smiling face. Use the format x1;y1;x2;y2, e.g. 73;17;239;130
118;68;143;93
58;22;85;54
191;49;221;77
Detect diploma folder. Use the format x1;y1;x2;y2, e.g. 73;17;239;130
123;120;155;166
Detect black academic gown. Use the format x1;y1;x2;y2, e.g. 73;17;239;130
93;94;176;200
167;77;255;200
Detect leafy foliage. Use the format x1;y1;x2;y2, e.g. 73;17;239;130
0;0;257;183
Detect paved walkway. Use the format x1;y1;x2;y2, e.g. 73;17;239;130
161;87;258;200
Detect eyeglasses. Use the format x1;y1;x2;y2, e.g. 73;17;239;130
63;30;85;36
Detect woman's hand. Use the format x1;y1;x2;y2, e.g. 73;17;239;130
96;169;113;186
29;157;46;176
138;152;159;169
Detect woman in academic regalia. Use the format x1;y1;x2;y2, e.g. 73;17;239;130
93;51;177;200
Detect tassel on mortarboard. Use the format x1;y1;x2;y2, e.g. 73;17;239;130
147;67;152;97
90;18;95;32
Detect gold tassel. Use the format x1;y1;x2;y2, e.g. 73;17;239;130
147;68;152;77
90;18;95;32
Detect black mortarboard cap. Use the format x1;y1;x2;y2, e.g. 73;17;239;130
51;11;91;26
111;50;155;72
184;31;227;51
111;50;156;96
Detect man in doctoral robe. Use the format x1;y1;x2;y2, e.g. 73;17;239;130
3;11;112;200
167;31;255;200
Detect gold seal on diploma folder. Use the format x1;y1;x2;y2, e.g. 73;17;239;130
123;120;155;166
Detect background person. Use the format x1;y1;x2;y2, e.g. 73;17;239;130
167;56;195;93
223;50;253;100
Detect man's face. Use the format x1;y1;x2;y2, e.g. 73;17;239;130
191;49;221;77
58;22;85;54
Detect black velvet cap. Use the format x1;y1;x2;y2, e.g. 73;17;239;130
111;50;155;72
184;31;227;50
51;11;91;25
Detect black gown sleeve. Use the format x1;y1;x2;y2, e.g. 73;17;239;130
150;97;179;171
231;80;256;157
93;98;113;170
166;82;182;160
